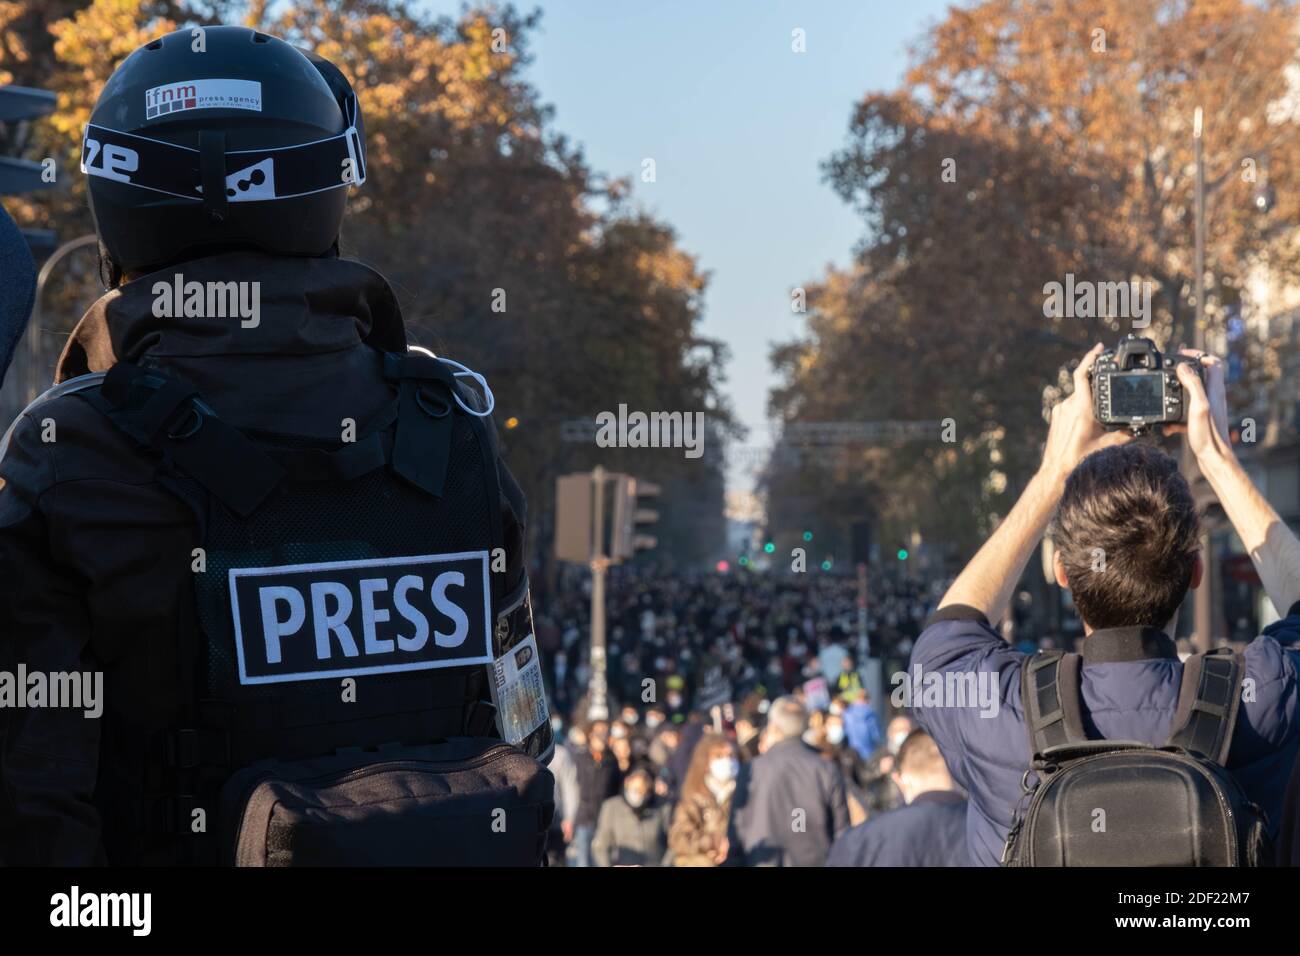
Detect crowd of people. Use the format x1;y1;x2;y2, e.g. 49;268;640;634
534;566;944;723
536;567;960;866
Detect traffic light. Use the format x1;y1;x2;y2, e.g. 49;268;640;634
610;475;659;560
554;472;595;563
555;470;660;563
0;84;58;256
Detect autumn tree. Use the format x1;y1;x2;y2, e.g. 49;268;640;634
4;0;732;567
770;0;1300;563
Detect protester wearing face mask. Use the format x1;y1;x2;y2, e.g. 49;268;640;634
609;722;634;773
766;655;788;694
885;715;916;760
820;705;871;826
669;734;740;866
665;675;687;720
571;720;625;867
591;767;671;867
860;714;917;816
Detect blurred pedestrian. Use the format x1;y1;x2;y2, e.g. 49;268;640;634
841;687;883;760
733;696;850;866
609;721;634;774
827;731;969;866
834;655;863;698
571;719;624;867
591;767;671;867
669;733;740;866
822;703;871;825
860;714;916;815
545;729;580;866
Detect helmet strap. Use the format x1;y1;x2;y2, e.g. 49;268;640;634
199;130;229;224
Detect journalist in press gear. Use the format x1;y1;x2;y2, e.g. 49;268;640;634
0;26;555;867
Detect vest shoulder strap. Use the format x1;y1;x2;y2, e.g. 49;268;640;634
79;362;285;517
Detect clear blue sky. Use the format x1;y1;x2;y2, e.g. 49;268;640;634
427;0;956;491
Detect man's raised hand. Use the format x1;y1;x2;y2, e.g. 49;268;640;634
1165;350;1232;465
1040;343;1132;483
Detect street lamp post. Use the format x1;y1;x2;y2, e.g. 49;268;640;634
1191;108;1215;652
587;465;610;722
26;233;97;403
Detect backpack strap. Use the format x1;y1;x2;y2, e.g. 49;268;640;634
1021;650;1088;758
80;362;285;517
1166;647;1243;765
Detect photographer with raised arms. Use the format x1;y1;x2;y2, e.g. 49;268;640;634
911;339;1300;867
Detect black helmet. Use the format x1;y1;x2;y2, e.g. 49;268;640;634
82;25;366;278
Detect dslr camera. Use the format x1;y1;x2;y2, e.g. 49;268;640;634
1088;334;1205;432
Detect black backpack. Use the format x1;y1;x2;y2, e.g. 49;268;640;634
1002;647;1271;867
66;351;554;865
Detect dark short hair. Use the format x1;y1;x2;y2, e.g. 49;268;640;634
1051;444;1199;629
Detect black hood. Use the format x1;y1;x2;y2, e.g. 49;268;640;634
57;251;407;381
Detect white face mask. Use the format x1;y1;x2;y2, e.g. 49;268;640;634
709;757;739;782
888;731;910;755
826;723;846;746
644;714;663;730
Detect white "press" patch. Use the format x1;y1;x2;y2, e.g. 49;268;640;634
228;551;493;685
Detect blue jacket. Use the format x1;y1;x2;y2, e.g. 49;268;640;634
842;701;883;760
826;790;970;867
909;604;1300;866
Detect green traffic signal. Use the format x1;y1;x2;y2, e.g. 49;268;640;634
897;548;909;560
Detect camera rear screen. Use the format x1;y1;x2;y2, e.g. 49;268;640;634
1111;372;1164;418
